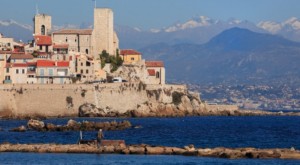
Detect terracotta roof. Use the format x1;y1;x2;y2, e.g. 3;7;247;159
145;61;164;67
53;29;93;35
147;69;156;76
37;60;55;67
5;62;35;68
120;49;141;55
53;44;69;49
0;51;12;54
12;63;28;67
34;35;52;45
10;54;34;59
57;61;69;67
37;60;69;67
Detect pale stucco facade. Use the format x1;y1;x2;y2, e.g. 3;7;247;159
52;31;93;56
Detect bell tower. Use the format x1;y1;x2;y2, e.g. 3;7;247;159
33;14;52;36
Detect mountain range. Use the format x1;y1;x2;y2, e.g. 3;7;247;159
1;17;300;85
141;27;300;85
2;16;300;48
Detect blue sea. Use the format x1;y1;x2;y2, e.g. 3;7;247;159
0;116;300;164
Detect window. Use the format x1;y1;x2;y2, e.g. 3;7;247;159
156;72;160;79
80;70;83;74
49;69;53;76
28;75;34;78
40;45;42;50
41;25;45;35
16;69;19;74
66;37;68;42
85;49;89;54
81;62;83;66
5;76;10;80
86;70;89;74
86;61;90;66
6;68;9;73
22;69;25;74
75;38;77;42
131;57;135;61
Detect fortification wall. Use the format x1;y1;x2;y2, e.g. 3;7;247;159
0;83;187;118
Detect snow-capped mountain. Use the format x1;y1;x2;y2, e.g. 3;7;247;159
258;17;300;33
257;17;300;42
2;16;300;47
0;19;33;31
163;16;219;32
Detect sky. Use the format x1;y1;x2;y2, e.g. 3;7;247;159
1;0;300;29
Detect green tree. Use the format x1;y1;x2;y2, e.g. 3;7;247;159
99;50;123;72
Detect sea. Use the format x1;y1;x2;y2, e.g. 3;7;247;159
0;116;300;165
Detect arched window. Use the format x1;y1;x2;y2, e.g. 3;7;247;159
85;49;89;54
41;25;45;35
156;71;160;79
65;37;68;42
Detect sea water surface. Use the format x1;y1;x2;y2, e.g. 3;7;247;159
0;116;300;164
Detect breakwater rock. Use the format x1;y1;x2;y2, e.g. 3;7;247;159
10;119;132;132
79;103;300;118
0;143;299;159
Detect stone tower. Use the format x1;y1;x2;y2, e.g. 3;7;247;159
33;14;52;36
93;8;115;58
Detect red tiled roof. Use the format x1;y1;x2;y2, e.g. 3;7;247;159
120;49;141;56
37;60;55;67
145;61;164;67
0;51;12;54
37;60;69;67
53;29;93;35
57;61;69;67
34;35;52;46
147;69;156;76
10;54;34;59
12;63;28;67
53;44;69;49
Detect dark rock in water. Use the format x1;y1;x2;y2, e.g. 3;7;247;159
15;119;132;132
10;125;27;132
46;123;57;131
27;119;45;131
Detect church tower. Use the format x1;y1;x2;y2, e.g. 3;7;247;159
93;8;115;58
33;14;52;36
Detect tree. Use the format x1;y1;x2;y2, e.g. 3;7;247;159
99;50;123;72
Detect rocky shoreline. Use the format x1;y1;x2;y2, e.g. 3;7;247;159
78;103;300;118
1;109;300;120
10;119;132;132
0;142;299;159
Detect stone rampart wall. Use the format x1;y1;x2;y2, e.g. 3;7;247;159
0;83;186;118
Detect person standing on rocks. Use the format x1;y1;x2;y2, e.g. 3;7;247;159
97;129;104;148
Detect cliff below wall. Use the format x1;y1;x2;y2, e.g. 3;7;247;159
0;83;206;118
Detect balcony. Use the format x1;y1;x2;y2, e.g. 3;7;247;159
4;80;12;84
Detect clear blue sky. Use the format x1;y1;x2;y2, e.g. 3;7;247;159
1;0;300;29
